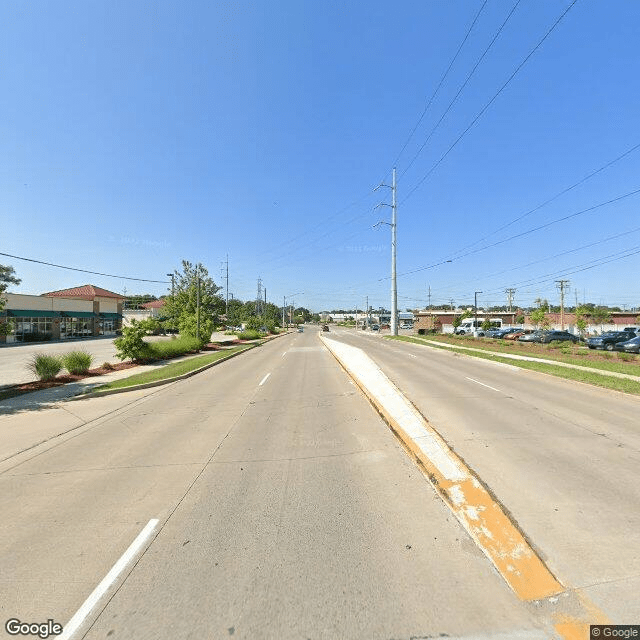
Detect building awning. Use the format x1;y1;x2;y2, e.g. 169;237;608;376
6;310;61;318
61;311;98;318
99;312;123;319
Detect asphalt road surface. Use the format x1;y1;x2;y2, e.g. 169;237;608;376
1;328;637;639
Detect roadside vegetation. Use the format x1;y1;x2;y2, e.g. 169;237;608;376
396;334;640;376
93;345;253;392
388;335;640;395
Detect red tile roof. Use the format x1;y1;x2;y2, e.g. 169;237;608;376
141;300;166;309
42;285;124;300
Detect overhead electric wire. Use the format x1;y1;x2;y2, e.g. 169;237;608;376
388;184;640;280
447;140;640;259
401;0;578;205
0;251;169;283
400;0;522;178
388;0;489;172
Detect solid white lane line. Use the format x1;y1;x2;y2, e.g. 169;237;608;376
465;376;502;393
59;518;159;640
259;373;271;386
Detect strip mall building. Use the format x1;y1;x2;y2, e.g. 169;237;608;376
0;285;124;344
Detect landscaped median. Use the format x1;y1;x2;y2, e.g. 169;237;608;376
387;335;640;395
76;344;255;397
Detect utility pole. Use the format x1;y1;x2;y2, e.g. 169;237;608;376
374;167;398;336
167;272;175;328
556;280;570;329
196;264;201;342
474;291;482;337
282;296;286;328
366;296;369;328
505;288;516;313
427;284;431;310
224;255;229;316
256;278;263;317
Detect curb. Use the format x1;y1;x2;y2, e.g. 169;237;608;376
320;334;564;601
67;345;256;400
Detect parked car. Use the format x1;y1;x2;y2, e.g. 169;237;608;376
613;336;640;354
486;327;516;338
540;330;580;344
504;329;533;340
297;326;304;333
518;331;546;343
587;331;632;351
371;324;380;331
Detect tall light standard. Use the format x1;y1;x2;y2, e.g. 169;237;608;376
374;167;398;336
474;291;482;338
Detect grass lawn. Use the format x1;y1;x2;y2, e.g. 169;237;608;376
393;334;640;376
388;336;640;395
94;345;253;392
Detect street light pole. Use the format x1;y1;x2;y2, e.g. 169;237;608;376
196;264;200;343
474;291;482;337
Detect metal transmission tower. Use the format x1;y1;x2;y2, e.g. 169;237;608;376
505;288;516;313
555;280;570;329
374;167;398;335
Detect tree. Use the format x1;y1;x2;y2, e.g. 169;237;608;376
481;318;492;331
529;307;549;329
514;313;525;325
0;264;21;311
575;305;591;336
591;306;611;332
162;260;223;344
452;310;472;332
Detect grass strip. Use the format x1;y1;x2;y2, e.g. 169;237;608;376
94;345;253;391
395;335;640;375
389;336;640;395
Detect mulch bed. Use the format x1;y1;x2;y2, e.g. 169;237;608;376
0;338;262;401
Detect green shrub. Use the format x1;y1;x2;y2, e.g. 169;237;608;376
145;336;201;359
22;332;53;343
62;351;94;374
113;320;153;362
617;352;636;362
238;329;261;340
27;353;63;381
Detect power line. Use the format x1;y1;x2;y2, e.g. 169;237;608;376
389;0;489;172
401;0;578;204
400;0;522;178
446;140;640;259
390;184;640;280
0;251;169;284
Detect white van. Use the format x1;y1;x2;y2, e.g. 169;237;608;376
455;319;502;335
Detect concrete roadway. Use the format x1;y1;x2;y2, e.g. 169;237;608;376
0;328;635;638
328;327;640;623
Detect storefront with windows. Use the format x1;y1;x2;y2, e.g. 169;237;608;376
0;285;124;344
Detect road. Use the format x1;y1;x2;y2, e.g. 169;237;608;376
0;328;637;638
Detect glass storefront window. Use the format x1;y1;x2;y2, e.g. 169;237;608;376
9;317;53;342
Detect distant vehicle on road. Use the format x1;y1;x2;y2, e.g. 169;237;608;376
587;331;631;351
322;325;329;332
298;327;304;333
613;336;640;354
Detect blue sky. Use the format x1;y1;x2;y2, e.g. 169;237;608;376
2;0;639;313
